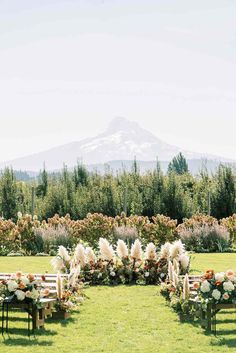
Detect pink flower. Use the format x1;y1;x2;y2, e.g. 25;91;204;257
226;270;235;280
223;292;230;300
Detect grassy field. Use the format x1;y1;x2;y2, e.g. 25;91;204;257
0;254;236;352
0;253;236;274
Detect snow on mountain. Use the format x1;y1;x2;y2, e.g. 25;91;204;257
0;117;232;171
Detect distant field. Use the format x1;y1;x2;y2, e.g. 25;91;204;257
0;253;236;274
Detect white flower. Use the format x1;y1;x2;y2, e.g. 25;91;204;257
212;289;221;301
145;272;150;277
110;271;116;277
31;288;39;300
86;247;97;264
99;238;114;261
74;244;86;268
170;240;185;260
117;239;128;259
223;281;235;292
15;290;26;301
131;239;142;260
17;211;22;219
7;280;18;292
144;243;157;261
97;273;102;279
21;277;30;285
58;245;71;262
179;254;190;271
160;242;171;259
215;272;225;283
200;280;211;293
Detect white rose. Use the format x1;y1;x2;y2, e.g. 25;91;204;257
97;273;102;279
110;271;116;277
223;281;235;292
7;280;18;292
145;272;150;277
200;280;211;293
15;290;26;301
31;288;39;300
21;277;30;285
215;272;225;283
212;289;221;301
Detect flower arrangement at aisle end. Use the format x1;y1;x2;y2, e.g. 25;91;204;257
197;269;236;305
51;238;190;286
0;272;47;305
53;267;85;318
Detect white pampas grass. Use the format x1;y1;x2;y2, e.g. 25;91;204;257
160;242;171;259
74;244;86;268
51;256;65;272
170;240;185;260
168;261;174;283
86;247;97;264
68;264;81;288
56;272;63;299
173;258;180;276
117;239;129;259
131;239;142;260
173;271;179;288
99;238;114;261
179;253;190;271
183;273;190;300
145;242;157;261
58;245;71;262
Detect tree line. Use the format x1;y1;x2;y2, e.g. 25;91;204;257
0;153;235;222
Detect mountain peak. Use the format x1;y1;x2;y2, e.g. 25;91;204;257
106;117;140;133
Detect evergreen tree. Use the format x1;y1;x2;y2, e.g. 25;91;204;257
168;152;189;175
0;168;18;219
211;165;235;218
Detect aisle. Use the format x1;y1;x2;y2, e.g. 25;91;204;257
1;286;235;353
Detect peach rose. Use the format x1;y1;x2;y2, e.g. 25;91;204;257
27;273;35;282
223;292;230;300
193;282;200;289
226;270;235;280
19;281;26;289
15;271;22;279
42;288;50;297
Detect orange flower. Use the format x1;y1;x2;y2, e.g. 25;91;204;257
42;288;50;297
16;271;22;279
215;281;222;286
19;281;26;289
204;269;214;280
193;282;199;289
27;273;35;282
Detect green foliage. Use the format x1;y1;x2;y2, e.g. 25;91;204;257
0;168;18;220
168;152;189;175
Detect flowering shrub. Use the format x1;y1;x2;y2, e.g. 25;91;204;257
178;224;230;252
220;214;236;245
0;272;44;304
198;269;236;304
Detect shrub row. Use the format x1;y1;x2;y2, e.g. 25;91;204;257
0;213;235;256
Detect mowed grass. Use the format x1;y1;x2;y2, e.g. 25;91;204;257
0;253;236;274
0;254;236;353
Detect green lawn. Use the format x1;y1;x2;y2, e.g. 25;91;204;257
0;253;236;274
0;254;236;352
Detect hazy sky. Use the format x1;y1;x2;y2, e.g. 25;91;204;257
0;0;236;161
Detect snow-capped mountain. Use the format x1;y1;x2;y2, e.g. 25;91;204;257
0;117;233;172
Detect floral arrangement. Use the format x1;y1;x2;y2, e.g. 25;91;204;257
198;269;236;304
51;238;190;286
0;272;45;304
54;271;84;313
